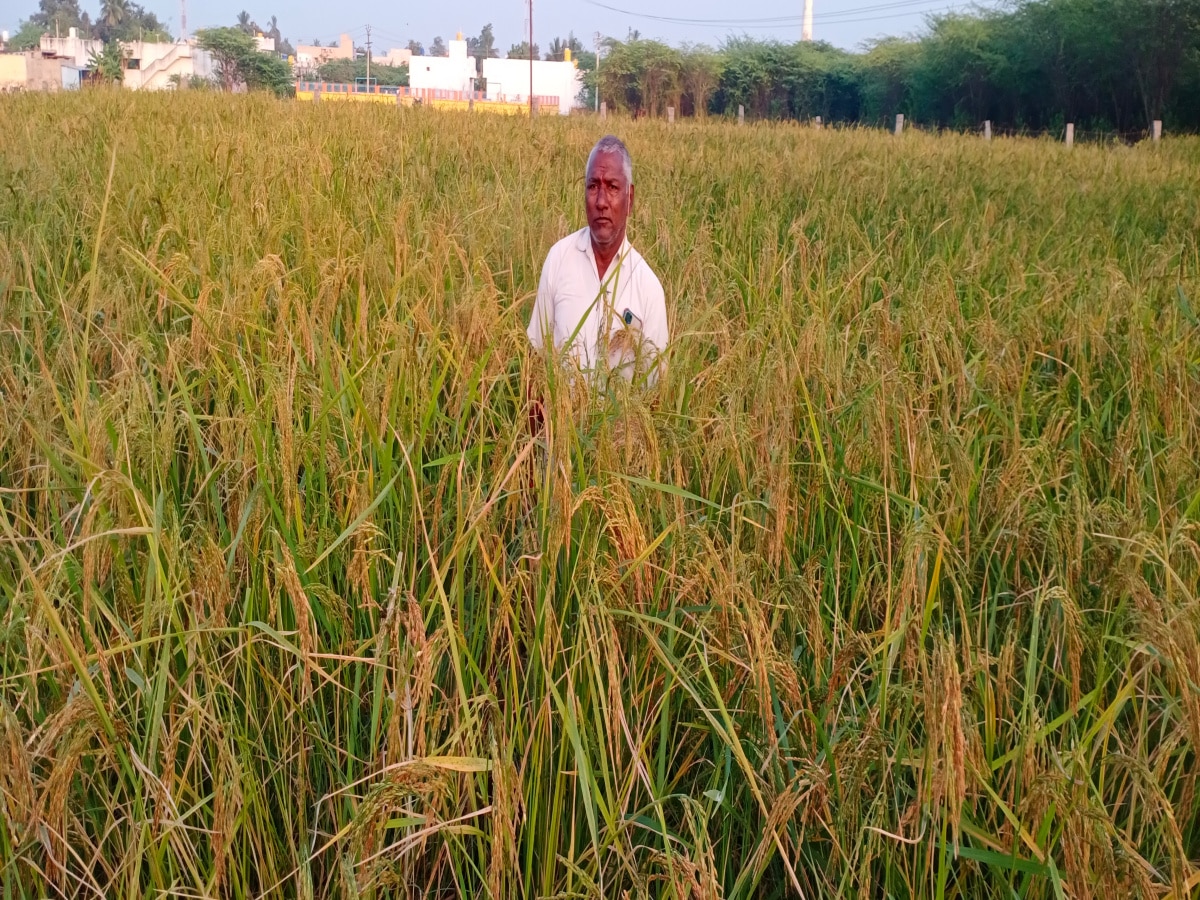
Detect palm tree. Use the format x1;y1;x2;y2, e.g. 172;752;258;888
236;11;253;35
101;0;129;31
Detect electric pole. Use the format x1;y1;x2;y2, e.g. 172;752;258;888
180;0;187;40
802;0;813;41
365;24;372;90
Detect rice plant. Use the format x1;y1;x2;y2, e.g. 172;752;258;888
1;89;1199;898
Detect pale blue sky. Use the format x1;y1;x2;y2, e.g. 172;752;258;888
3;0;985;52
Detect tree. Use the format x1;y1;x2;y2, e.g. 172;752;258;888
88;40;124;82
545;33;585;61
508;40;539;60
235;11;256;35
466;23;497;60
196;26;291;95
30;0;86;34
100;0;128;31
318;58;408;86
430;35;447;56
407;39;424;55
9;19;47;49
680;45;724;117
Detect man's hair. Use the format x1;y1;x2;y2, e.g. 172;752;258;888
586;135;633;186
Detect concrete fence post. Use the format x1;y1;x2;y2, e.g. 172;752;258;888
814;115;822;128
894;113;904;135
1065;123;1074;147
1152;120;1162;142
600;101;607;119
738;104;744;125
667;106;674;124
984;120;991;141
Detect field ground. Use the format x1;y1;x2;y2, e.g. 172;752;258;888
1;90;1200;898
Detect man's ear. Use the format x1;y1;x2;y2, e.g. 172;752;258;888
628;182;636;216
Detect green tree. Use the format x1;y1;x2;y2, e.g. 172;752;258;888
406;39;424;56
196;26;291;96
466;24;497;61
8;19;47;49
508;40;539;60
680;45;724;117
430;35;447;56
317;58;408;86
100;0;128;31
30;0;86;34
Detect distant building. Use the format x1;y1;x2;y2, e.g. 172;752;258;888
0;51;82;91
32;30;222;91
39;27;102;68
482;52;581;116
408;35;476;96
295;33;353;73
373;48;412;68
120;40;215;90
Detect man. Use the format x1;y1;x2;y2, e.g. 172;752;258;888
526;135;669;385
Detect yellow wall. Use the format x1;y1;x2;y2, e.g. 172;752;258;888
295;89;533;115
0;54;29;90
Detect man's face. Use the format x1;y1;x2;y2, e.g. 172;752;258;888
585;150;634;251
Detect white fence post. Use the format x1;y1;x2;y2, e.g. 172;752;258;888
814;115;822;128
600;101;607;120
894;113;904;135
1065;123;1074;147
984;120;991;141
738;104;744;125
667;106;674;124
1152;120;1162;141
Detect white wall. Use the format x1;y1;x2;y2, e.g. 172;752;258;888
481;58;581;115
408;38;476;94
40;29;102;68
123;42;215;90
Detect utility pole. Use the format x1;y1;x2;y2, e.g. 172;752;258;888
802;0;813;41
180;0;187;40
528;0;534;118
594;31;601;112
365;24;372;90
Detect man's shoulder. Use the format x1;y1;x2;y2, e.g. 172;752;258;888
626;243;665;295
546;227;590;262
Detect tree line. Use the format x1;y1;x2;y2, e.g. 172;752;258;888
599;0;1200;133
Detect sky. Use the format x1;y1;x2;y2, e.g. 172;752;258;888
2;0;989;53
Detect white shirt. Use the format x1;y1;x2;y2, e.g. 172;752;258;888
527;227;669;382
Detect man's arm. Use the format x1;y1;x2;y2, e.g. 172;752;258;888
526;252;557;438
526;254;557;351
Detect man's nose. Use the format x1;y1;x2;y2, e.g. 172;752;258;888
595;191;609;210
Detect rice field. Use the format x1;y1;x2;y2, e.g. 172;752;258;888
1;88;1199;898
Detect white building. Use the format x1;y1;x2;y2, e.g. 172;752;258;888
482;56;581;116
408;35;476;96
38;30;216;90
39;28;102;68
295;33;353;74
121;40;215;90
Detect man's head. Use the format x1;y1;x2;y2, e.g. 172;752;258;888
585;135;634;255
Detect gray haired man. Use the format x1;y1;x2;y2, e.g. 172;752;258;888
526;135;669;384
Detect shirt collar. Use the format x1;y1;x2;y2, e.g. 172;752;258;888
578;227;632;271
